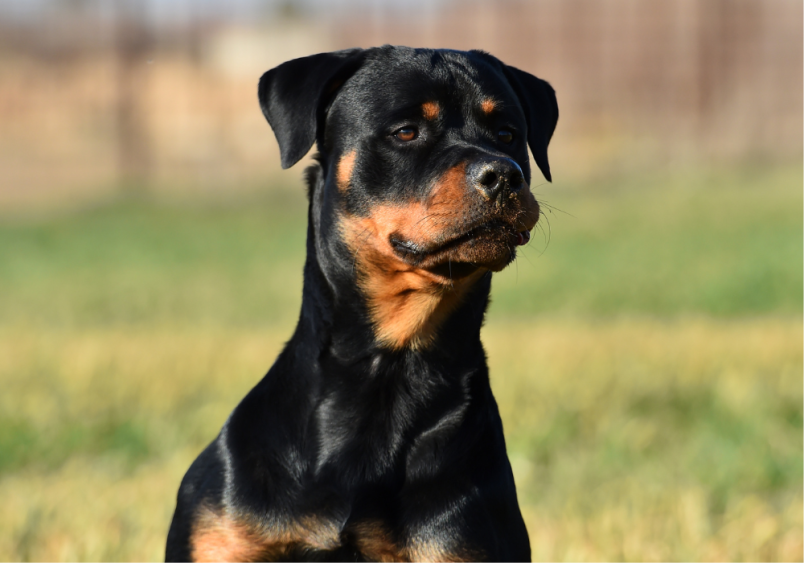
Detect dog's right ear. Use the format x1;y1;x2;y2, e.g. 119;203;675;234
258;49;366;169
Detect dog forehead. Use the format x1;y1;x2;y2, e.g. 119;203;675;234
335;48;513;118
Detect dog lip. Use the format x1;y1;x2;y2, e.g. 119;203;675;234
390;219;523;265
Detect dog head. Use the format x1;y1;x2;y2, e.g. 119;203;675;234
259;46;557;350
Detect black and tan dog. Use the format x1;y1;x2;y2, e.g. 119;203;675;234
166;46;557;562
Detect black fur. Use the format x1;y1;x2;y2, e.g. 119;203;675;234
166;46;557;562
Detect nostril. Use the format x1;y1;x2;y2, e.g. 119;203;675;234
508;170;525;191
478;169;499;189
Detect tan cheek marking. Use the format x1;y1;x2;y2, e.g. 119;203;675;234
422;101;440;120
340;200;482;351
190;505;341;562
480;98;497;114
337;149;357;193
427;163;468;214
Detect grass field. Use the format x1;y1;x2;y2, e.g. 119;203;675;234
0;164;801;561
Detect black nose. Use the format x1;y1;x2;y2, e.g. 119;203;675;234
467;157;525;201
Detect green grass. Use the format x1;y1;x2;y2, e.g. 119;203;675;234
0;191;309;329
1;165;800;328
0;164;801;560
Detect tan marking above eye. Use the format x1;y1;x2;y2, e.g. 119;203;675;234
337;150;357;192
480;98;498;114
422;101;440;120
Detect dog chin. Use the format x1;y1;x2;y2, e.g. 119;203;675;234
393;230;518;280
423;250;514;280
441;239;516;273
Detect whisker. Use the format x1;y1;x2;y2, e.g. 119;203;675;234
538;199;574;219
516;245;536;267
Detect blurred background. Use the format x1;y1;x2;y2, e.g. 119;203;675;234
0;0;801;560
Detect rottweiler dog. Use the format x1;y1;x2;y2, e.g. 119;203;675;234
166;46;557;562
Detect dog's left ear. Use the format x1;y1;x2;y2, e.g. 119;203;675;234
501;65;558;182
258;49;366;169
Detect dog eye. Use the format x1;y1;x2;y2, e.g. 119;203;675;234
394;127;419;142
497;129;514;144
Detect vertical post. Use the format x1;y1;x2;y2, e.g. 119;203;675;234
114;0;151;193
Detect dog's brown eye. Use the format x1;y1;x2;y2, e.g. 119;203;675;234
394;127;418;142
498;129;513;144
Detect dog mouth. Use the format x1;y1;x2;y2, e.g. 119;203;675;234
390;220;532;279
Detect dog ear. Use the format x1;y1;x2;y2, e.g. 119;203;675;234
258;49;366;169
501;65;558;182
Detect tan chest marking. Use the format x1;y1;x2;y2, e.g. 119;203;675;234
346;521;480;562
406;539;482;562
190;506;480;562
346;520;406;562
189;506;340;562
